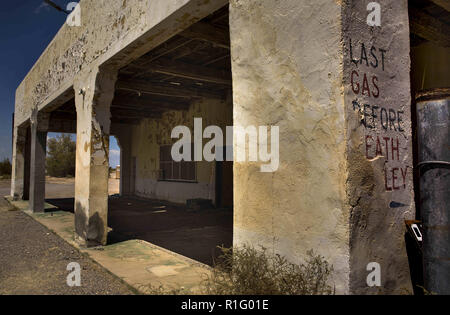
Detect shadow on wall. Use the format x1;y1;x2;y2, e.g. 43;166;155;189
74;201;105;247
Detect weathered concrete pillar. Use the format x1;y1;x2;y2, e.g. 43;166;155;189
230;0;414;294
23;127;31;201
74;67;117;247
29;110;50;212
11;126;28;200
113;126;132;196
343;0;414;295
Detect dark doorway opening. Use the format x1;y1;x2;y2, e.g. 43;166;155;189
46;5;234;267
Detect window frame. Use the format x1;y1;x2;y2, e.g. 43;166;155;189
159;144;197;183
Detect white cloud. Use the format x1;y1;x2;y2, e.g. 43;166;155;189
110;149;120;157
34;2;50;14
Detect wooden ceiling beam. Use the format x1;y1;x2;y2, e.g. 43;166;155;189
169;41;211;61
179;22;230;49
50;111;76;121
112;94;191;111
126;37;194;70
111;108;162;119
116;79;225;100
409;7;450;47
429;0;450;12
111;118;141;125
134;57;232;85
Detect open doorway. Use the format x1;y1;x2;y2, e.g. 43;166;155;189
107;5;234;266
43;99;122;210
37;5;234;266
108;136;121;196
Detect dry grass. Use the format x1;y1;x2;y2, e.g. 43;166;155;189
202;245;334;295
146;284;192;295
146;245;334;295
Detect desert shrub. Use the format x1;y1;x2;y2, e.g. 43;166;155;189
202;245;334;295
46;134;76;177
0;158;12;177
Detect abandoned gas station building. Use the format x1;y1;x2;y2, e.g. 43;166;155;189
10;0;450;294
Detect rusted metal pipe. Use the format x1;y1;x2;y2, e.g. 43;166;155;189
416;88;450;295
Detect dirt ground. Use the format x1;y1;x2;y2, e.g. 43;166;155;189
0;177;119;199
47;196;233;266
0;197;135;295
0;180;11;198
1;177;233;266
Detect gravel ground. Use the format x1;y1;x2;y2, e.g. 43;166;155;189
0;198;135;295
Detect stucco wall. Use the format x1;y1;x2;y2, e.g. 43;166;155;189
343;0;415;294
230;0;350;294
131;98;233;204
231;0;415;294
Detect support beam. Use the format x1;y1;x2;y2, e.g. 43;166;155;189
111;118;141;125
50;111;76;121
29;110;50;213
135;57;232;85
49;110;140;128
74;67;117;247
116;80;225;100
23;127;31;201
430;0;450;12
409;8;450;47
168;41;211;61
179;22;230;49
129;37;194;69
111;108;162;119
47;118;77;134
11;126;28;200
112;94;191;111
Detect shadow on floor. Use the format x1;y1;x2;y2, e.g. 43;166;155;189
45;198;76;213
45;196;233;266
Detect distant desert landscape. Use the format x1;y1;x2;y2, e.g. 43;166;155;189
0;177;120;199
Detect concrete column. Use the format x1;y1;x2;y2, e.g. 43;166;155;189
230;0;414;294
74;67;117;247
11;126;27;200
23;127;31;201
29;110;50;212
343;0;415;295
114;126;132;196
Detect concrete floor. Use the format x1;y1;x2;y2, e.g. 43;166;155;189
1;178;233;266
7;197;214;294
110;197;233;266
47;196;233;266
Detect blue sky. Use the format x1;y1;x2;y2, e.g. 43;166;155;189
0;1;120;167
